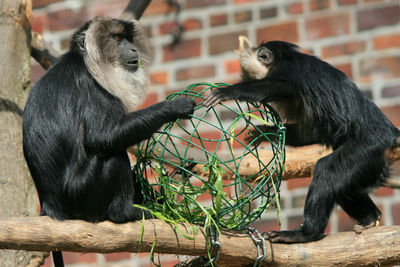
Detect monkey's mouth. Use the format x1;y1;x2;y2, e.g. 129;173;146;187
125;59;139;71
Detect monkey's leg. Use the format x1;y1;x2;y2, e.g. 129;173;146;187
266;151;340;243
338;193;381;234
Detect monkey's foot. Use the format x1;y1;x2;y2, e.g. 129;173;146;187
263;229;324;244
353;220;380;234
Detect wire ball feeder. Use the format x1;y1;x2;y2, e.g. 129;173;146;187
134;37;286;233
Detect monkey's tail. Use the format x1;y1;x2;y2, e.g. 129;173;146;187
52;251;65;267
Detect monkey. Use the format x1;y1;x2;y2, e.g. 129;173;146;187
204;40;400;243
23;17;195;266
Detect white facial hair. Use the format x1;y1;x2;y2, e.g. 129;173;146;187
83;19;150;112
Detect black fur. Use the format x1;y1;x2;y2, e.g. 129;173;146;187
23;20;195;223
205;41;400;243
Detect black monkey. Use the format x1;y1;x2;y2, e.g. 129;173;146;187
205;41;400;243
23;15;195;243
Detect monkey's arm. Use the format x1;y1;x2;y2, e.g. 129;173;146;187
247;124;320;147
86;98;195;153
204;77;297;107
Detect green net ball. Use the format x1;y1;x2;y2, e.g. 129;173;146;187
134;83;285;230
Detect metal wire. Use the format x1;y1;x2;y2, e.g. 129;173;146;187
134;82;285;230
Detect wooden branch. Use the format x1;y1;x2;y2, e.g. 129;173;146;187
187;145;400;187
0;217;399;267
120;0;152;20
30;32;60;69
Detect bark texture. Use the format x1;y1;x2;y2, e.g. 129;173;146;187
0;0;47;266
0;217;399;267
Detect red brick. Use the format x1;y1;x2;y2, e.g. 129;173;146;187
235;10;253;23
210;14;228;27
163;38;201;62
360;56;400;83
322;41;366;58
392;203;400;225
33;0;63;9
257;21;299;43
338;0;357;5
334;63;353;79
159;21;178;35
140;93;159;108
48;8;87;31
31;14;46;34
161;19;202;34
42;257;51;267
229;127;249;149
306;13;350;40
143;0;169;16
176;65;216;81
224;59;241;74
310;0;331;11
209;31;247;55
373;33;400;50
286;2;304;14
357;5;400;31
374;187;394;197
234;0;262;3
382;85;400;99
325;220;332;234
91;1;126;17
288;215;304;230
63;252;97;264
105;252;131;262
189;131;224;151
286;177;312;190
381;105;400;127
31;63;46;84
186;0;226;9
150;71;168;85
183;18;203;31
338;209;355;232
250;219;280;232
260;7;278;19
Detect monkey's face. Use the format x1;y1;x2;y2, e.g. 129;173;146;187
83;18;151;72
240;45;273;81
75;17;152;111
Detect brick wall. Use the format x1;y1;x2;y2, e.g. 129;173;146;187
31;0;400;266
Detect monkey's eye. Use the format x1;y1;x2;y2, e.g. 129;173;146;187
112;34;123;41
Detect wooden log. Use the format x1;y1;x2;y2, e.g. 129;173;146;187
0;216;400;267
189;145;400;184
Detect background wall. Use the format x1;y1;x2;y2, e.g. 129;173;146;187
31;0;400;266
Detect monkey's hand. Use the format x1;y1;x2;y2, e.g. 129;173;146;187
168;97;196;120
245;125;278;145
203;87;231;107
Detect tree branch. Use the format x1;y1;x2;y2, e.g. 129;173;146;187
30;32;60;69
120;0;152;20
188;145;400;187
0;217;399;267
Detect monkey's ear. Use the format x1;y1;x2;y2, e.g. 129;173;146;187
75;31;86;53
